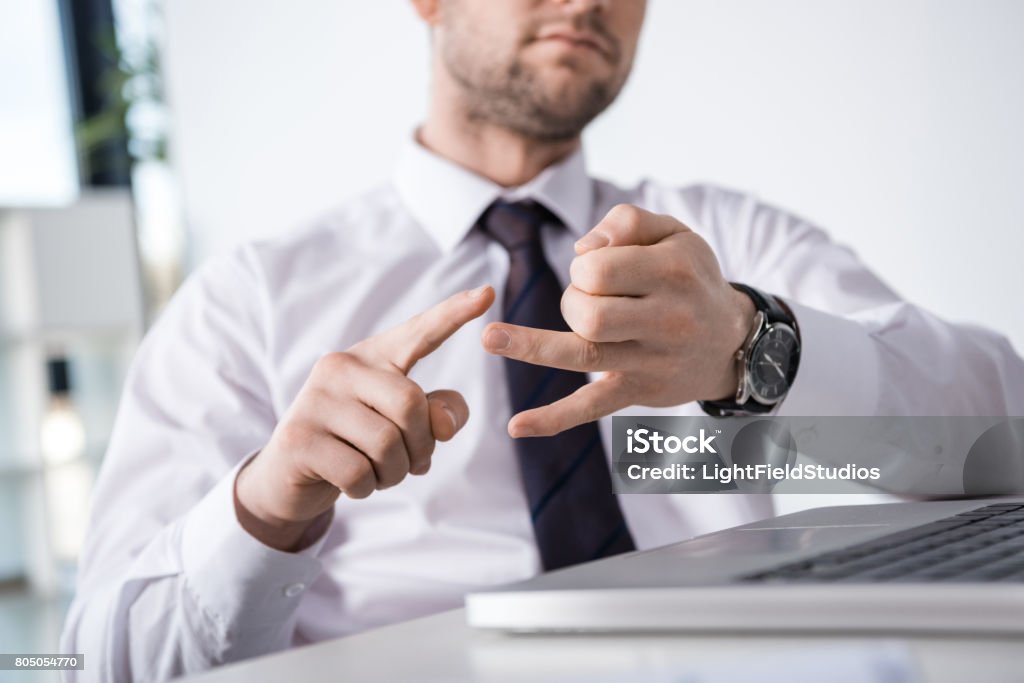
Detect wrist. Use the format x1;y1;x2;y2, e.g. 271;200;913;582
234;455;328;552
701;284;802;415
711;287;757;400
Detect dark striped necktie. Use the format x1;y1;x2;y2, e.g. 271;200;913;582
478;199;636;571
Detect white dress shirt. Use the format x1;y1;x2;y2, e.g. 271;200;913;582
62;140;1024;681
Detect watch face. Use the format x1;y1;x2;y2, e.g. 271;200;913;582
748;324;800;405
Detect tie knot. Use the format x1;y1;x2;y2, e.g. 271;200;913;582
478;200;562;253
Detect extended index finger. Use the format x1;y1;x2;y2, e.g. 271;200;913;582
373;285;495;374
481;322;636;372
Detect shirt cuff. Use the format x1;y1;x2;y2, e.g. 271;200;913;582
774;300;881;416
180;453;329;634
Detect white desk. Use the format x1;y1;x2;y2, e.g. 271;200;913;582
183;607;1023;682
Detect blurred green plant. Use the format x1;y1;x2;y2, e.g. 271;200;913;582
76;8;168;171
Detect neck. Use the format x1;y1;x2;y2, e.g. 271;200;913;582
418;64;579;188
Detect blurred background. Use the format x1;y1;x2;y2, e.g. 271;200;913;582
1;0;1023;677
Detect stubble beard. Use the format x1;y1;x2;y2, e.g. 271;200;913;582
442;33;624;142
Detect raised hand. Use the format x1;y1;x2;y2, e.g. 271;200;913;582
482;204;754;437
236;286;495;550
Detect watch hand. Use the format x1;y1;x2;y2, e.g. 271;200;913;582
762;353;786;380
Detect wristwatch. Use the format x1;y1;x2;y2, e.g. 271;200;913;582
700;283;801;416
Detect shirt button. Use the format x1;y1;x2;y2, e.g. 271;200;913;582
283;582;306;597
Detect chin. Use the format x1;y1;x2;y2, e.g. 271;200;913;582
543;54;612;79
535;64;608;94
548;80;612;111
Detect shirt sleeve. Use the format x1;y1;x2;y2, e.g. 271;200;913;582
705;186;1024;418
60;247;327;682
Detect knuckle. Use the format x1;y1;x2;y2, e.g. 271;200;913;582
608;203;641;230
345;481;374;499
374;422;404;455
569;257;586;288
410;438;435;470
302;385;332;408
573;253;610;293
563;288;601;338
394;383;425;419
571;316;592;341
577;340;603;370
378;470;407;490
349;456;374;481
581;400;602;425
664;253;694;283
314;351;352;376
343;458;375;495
523;329;545;362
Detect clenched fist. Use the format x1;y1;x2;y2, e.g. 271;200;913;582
236;286;495;551
481;204;754;438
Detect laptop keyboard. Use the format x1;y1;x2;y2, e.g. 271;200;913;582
743;503;1024;583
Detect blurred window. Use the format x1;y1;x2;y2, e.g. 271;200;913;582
0;0;79;206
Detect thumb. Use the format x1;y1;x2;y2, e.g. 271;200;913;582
426;389;469;442
575;204;684;254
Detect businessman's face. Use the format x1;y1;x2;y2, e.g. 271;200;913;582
435;0;646;140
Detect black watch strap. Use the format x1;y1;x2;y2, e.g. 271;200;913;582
730;283;792;329
699;283;800;416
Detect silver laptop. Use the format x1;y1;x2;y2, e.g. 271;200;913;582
466;498;1024;634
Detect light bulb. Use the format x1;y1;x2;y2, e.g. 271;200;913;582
40;395;86;465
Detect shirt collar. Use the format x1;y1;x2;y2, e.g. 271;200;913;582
393;135;594;253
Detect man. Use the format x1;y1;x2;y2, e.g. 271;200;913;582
63;0;1024;680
